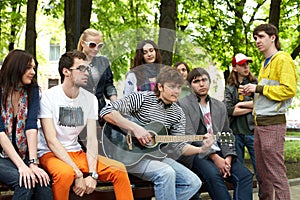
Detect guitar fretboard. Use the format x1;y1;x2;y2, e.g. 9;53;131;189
155;135;214;143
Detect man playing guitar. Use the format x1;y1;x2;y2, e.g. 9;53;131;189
100;66;214;200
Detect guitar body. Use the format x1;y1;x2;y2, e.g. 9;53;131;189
102;121;168;166
102;118;235;167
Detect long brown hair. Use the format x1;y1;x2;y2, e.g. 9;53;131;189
174;61;190;74
0;49;38;108
131;39;162;69
226;69;256;87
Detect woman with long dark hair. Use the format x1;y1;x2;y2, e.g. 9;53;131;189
123;39;163;96
0;50;52;200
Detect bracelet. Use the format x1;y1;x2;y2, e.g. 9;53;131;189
28;158;39;165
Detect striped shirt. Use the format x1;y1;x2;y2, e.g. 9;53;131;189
100;91;187;154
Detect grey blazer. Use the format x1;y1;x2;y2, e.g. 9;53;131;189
178;93;236;169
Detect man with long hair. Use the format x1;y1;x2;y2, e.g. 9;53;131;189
224;53;258;180
101;66;214;200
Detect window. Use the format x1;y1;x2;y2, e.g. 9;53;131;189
49;44;60;61
48;79;59;88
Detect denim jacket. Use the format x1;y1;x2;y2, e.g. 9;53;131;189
83;56;117;113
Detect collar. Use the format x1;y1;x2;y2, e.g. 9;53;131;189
196;94;210;103
157;98;172;109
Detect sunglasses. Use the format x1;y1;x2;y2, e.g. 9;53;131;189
70;65;90;72
84;41;104;49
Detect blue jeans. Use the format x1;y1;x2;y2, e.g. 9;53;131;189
235;134;257;178
128;157;201;200
192;155;253;200
0;157;53;200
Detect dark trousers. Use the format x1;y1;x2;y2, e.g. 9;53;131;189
0;157;53;200
191;154;253;200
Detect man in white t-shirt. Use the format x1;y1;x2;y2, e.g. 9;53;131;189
37;50;133;200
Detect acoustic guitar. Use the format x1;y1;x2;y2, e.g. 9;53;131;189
102;121;234;166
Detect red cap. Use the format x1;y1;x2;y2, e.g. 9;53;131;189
232;53;252;67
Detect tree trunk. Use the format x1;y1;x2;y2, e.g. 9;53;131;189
269;0;281;28
65;0;92;51
25;0;37;58
158;0;176;66
64;0;76;51
80;0;92;34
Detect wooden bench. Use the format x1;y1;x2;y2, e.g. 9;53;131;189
1;130;258;199
0;184;13;200
1;176;257;200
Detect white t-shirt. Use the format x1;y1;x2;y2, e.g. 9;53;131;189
37;85;98;157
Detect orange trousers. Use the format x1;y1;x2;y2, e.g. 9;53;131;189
39;151;133;200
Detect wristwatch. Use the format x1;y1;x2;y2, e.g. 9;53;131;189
88;172;98;180
28;158;39;165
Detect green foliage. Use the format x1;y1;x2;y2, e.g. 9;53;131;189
245;139;300;163
91;0;215;80
0;0;299;93
175;0;300;102
0;0;27;59
41;0;64;18
287;131;300;137
91;0;161;80
284;140;300;162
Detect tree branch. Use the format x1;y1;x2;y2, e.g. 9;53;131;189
291;43;300;60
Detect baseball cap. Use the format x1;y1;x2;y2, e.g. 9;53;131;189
232;53;252;67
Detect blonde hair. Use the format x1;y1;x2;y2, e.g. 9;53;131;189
77;28;102;51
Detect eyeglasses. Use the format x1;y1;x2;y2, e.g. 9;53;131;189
70;65;90;72
84;41;104;49
164;84;182;91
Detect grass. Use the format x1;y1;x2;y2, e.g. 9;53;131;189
284;140;300;162
245;140;300;162
286;131;300;137
285;131;300;162
244;130;300;162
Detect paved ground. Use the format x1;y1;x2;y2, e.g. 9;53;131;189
252;178;300;200
288;178;300;200
199;178;300;200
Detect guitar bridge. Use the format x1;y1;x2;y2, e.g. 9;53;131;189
126;132;133;151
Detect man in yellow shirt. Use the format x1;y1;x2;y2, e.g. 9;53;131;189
240;23;298;200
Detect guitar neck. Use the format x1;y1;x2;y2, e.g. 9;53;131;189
155;135;208;143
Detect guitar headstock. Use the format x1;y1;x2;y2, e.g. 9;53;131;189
216;132;235;146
